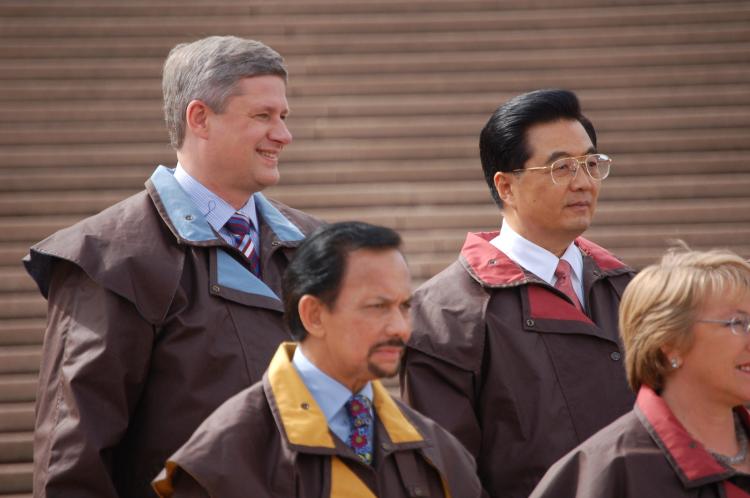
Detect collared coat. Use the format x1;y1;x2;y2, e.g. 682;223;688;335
530;386;750;498
23;166;321;498
152;343;483;498
401;231;636;498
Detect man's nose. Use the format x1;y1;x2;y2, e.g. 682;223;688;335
387;307;412;342
270;119;293;144
569;162;595;190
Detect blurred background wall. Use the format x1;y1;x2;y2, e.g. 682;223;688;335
1;0;749;494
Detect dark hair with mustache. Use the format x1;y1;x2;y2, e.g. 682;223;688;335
282;221;402;341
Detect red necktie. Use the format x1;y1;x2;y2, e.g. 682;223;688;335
554;260;583;311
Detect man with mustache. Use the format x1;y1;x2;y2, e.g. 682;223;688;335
153;221;482;498
24;36;320;497
402;89;636;497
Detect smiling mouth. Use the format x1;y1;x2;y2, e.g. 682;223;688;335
257;149;280;160
737;364;750;373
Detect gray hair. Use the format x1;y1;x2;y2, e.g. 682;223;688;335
162;36;288;149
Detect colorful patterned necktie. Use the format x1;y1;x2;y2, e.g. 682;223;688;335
225;212;261;277
554;259;583;311
345;394;373;465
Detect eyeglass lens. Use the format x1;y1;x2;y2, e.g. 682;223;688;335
551;154;611;182
731;315;750;335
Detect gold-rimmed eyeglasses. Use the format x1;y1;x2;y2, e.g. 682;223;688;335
511;153;612;185
697;313;750;336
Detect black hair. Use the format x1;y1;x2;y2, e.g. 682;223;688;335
479;88;597;208
282;221;402;340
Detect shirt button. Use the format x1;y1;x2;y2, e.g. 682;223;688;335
526;319;535;327
211;284;221;293
610;351;622;361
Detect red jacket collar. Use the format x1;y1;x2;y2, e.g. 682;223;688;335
636;385;750;491
459;231;628;287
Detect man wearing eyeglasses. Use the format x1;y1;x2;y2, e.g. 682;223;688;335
401;88;636;498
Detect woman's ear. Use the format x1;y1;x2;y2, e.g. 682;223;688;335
660;344;681;369
298;295;325;339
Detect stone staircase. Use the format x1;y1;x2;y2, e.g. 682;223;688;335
1;0;749;494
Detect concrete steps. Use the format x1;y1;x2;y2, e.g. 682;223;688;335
3;85;750;123
3;106;750;146
1;173;749;218
4;22;750;58
4;43;750;80
1;0;748;493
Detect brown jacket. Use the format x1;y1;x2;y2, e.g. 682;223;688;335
23;166;321;498
153;343;482;498
402;231;636;498
531;386;750;498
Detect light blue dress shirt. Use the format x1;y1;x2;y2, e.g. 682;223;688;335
292;347;374;445
490;222;585;306
173;164;259;246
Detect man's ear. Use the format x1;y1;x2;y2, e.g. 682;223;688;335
494;171;516;207
185;99;211;140
298;295;326;339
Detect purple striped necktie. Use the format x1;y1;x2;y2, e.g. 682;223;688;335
225;212;261;277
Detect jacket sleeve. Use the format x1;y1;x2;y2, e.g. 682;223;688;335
402;348;483;461
34;259;154;497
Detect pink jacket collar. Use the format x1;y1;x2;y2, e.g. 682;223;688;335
636;385;750;495
459;231;628;287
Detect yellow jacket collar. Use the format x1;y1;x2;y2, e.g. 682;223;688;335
266;342;424;449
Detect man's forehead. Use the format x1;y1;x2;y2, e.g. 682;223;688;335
340;249;411;291
525;119;593;161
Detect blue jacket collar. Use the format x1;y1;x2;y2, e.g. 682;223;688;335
148;165;304;244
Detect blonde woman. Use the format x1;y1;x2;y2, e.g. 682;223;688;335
531;248;750;497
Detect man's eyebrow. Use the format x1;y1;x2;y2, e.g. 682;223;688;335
253;104;290;115
544;146;597;163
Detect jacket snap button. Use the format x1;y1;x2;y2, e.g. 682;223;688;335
526;319;535;327
300;402;309;410
211;284;220;293
271;241;281;247
185;214;194;221
610;351;622;361
381;442;392;451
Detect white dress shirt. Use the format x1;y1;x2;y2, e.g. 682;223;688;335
173;164;259;246
490;222;585;306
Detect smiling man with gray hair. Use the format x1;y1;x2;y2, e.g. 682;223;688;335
24;36;320;497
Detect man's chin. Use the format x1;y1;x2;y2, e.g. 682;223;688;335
367;361;401;380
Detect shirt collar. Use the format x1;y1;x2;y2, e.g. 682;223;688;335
491;221;583;286
292;346;373;425
173;163;259;232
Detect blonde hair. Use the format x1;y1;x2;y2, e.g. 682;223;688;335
620;247;750;391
